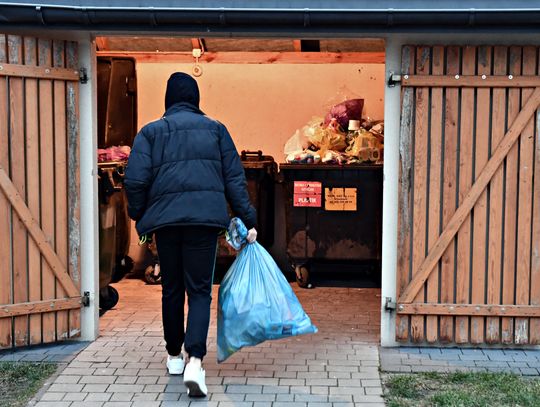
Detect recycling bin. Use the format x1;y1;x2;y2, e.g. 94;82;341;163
280;164;383;287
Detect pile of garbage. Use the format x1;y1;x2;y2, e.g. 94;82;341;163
98;146;131;163
284;99;384;165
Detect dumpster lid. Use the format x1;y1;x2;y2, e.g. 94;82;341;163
279;163;383;170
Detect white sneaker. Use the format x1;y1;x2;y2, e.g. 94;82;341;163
183;357;207;397
166;355;185;375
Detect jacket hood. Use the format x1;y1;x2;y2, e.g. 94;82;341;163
165;72;200;110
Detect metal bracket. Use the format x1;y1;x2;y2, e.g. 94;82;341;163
384;297;396;311
82;291;91;307
387;72;402;87
79;67;88;84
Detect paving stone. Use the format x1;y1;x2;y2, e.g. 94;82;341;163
459;354;489;361
111;392;135;401
276;394;295;402
212;393;247;402
80;375;117;384
132;392;158;401
71;402;104;407
40;392;65;401
520;368;539;375
295;394;329;402
116;376;138;384
63;392;88;401
411;366;450;373
48;383;84;392
273;402;307;407
83;384;110;393
364;387;383;396
86;393;113;402
160;402;190;407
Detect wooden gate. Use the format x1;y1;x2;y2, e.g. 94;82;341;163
396;45;540;345
0;34;82;349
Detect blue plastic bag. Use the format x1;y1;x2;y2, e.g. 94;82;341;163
217;220;318;363
225;217;248;251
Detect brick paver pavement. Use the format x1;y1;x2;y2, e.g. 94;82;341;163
380;346;540;375
32;277;384;406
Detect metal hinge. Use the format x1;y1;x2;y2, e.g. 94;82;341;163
384;297;396;311
82;291;91;307
387;72;402;87
79;68;88;84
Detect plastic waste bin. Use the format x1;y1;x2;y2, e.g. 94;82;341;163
98;162;132;310
217;151;277;263
280;164;383;287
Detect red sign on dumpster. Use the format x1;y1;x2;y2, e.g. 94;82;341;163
294;194;322;207
293;181;322;207
294;181;322;195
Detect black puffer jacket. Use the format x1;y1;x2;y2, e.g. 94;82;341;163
124;73;256;236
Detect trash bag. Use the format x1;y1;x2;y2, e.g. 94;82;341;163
225;217;248;251
217;220;318;363
324;99;364;130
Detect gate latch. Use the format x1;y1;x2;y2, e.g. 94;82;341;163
387;73;402;87
79;68;88;84
82;291;91;307
384;297;396;312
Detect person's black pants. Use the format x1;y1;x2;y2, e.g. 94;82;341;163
155;226;219;360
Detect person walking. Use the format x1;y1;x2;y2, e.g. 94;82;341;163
124;72;257;397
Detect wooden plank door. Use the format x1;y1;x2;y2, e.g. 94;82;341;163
396;45;540;345
0;34;81;349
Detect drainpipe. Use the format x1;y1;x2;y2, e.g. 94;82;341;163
380;36;403;348
79;38;100;341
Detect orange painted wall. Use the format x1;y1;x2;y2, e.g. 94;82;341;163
129;61;385;267
136;63;385;161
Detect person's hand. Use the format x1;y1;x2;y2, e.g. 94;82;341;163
247;228;257;244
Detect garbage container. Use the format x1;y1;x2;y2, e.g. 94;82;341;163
280;164;383;287
217;151;277;263
98;162;131;310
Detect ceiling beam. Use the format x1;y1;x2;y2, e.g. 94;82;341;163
95;37;109;51
96;51;385;64
191;38;206;53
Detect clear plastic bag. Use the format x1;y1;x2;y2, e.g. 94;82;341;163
217;220;318;363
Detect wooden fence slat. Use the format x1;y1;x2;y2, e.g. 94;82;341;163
439;46;460;343
455;46;476;344
53;40;70;341
485;46;508;344
410;46;430;342
426;45;444;343
514;46;537;345
8;35;29;347
38;39;56;343
470;46;492;344
0;298;81;318
531;78;540;344
500;46;521;344
398;303;540;317
531;48;540;345
0;62;79;81
398;86;540;304
66;41;81;338
0;34;12;348
401;75;540;88
396;45;415;341
0;167;79;298
24;36;42;346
